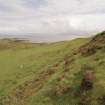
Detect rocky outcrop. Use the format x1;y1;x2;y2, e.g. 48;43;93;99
80;31;105;56
81;70;93;91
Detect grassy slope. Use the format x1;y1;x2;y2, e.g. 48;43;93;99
0;33;105;105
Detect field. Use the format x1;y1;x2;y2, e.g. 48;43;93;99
0;31;105;105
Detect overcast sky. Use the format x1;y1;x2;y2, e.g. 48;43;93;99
0;0;105;41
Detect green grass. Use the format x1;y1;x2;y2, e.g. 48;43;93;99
0;35;105;105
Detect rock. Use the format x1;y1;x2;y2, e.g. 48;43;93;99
81;70;93;91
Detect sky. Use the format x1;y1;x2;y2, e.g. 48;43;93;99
0;0;105;42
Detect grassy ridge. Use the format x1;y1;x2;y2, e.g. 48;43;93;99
0;32;105;105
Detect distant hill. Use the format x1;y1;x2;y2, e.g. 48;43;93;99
0;31;105;105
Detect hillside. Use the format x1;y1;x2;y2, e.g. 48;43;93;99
0;31;105;105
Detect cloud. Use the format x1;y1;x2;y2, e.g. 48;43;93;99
69;14;105;31
0;0;105;41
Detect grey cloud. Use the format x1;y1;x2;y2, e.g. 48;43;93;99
22;0;46;8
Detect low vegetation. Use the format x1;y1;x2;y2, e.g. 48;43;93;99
0;31;105;105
